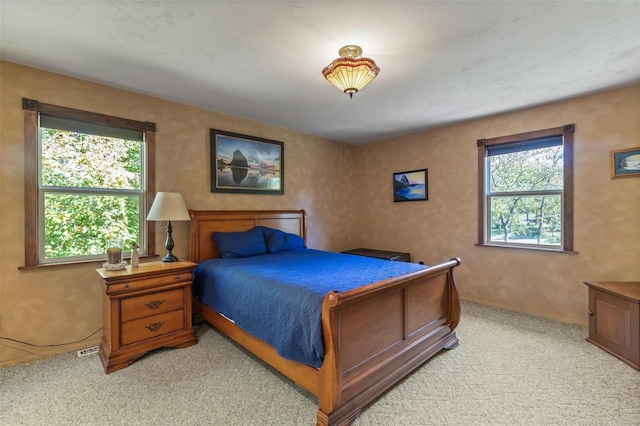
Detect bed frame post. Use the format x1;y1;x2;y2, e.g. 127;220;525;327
317;292;341;425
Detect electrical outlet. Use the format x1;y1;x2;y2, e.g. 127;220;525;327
77;346;100;357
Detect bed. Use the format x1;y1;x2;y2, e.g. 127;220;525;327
189;210;461;426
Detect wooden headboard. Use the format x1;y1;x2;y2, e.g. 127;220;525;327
188;210;307;263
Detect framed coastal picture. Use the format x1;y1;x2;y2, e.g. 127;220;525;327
611;147;640;179
210;129;284;194
393;168;428;202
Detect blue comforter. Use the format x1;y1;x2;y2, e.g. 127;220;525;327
192;249;426;368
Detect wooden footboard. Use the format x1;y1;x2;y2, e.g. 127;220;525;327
189;210;461;425
317;258;460;425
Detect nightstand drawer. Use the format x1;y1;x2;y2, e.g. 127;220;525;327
107;271;193;295
121;309;185;346
121;289;184;322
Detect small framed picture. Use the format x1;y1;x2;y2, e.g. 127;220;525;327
210;129;284;194
611;147;640;179
393;169;428;202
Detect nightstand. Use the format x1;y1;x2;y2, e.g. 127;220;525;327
96;261;198;373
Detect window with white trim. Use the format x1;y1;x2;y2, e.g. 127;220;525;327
477;125;575;252
22;99;156;266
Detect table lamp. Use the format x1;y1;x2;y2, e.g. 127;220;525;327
146;192;191;262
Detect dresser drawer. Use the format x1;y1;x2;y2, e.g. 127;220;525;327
121;309;185;346
106;271;193;295
121;289;184;322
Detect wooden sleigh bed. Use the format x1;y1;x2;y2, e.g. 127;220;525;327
189;210;461;426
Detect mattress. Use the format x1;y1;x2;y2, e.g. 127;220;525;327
192;248;426;367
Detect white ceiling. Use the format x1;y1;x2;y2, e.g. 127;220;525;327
1;1;639;145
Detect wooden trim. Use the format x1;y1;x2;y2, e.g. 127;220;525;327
21;98;156;267
17;254;159;270
474;242;577;254
476;124;575;251
145;124;156;257
481;125;565;147
23;104;38;267
37;102;147;131
562;124;575;251
477;141;486;244
22;98;38;111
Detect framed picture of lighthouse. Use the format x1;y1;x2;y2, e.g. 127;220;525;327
393;169;428;202
210;129;284;195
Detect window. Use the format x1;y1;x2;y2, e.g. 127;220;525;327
477;125;575;252
22;99;156;267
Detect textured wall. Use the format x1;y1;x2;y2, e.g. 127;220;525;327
1;60;638;369
353;85;640;325
0;62;357;368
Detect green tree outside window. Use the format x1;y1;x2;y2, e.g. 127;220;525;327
488;146;563;246
41;128;142;259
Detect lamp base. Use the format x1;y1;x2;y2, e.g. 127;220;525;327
161;253;179;262
161;220;179;262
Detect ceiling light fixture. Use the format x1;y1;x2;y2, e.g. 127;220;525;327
322;45;380;99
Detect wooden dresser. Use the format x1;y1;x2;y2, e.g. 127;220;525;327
584;281;640;370
96;261;198;373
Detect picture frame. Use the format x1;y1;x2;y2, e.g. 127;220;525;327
611;147;640;179
210;129;284;194
393;168;428;202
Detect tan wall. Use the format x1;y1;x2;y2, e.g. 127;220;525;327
0;61;358;368
353;85;640;325
2;60;638;369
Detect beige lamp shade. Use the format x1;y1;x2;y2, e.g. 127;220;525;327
146;192;191;221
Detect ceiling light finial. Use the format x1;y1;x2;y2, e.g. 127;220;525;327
322;45;380;99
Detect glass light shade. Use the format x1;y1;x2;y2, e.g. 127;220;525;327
322;46;380;98
146;192;190;221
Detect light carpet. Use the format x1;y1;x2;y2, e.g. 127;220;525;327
1;302;639;425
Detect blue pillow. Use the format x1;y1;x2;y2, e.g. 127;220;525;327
262;226;305;254
213;227;268;259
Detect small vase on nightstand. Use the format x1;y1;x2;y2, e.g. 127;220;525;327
131;242;140;267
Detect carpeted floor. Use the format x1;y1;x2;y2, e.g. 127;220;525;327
1;301;639;425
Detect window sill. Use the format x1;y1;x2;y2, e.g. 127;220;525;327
18;254;159;270
474;243;577;254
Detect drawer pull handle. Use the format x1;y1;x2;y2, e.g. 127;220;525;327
145;322;165;332
175;275;181;280
145;300;165;309
588;311;594;316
